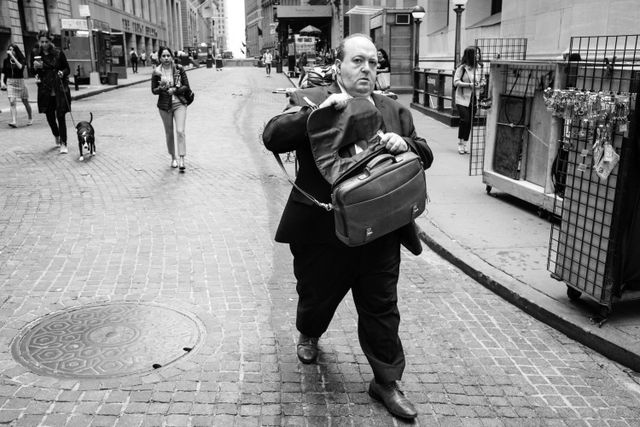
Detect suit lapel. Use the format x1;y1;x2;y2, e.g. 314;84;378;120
373;93;390;132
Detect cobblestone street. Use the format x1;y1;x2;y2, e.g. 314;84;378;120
1;67;640;426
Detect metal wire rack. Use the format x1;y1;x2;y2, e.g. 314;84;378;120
469;38;528;176
547;34;640;310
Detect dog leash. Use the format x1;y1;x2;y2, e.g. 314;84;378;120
55;74;77;128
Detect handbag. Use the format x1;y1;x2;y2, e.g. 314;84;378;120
184;88;195;105
273;98;427;247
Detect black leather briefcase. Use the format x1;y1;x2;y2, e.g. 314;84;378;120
330;150;426;246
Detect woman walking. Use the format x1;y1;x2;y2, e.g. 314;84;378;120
453;46;485;154
297;53;308;87
1;44;33;128
151;47;191;172
32;30;72;153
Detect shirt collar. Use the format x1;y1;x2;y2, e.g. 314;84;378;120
336;79;375;105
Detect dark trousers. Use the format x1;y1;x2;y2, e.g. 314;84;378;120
45;97;67;144
265;63;271;74
290;232;405;384
457;103;474;141
131;60;138;73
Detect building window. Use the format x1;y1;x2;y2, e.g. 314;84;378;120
491;0;502;15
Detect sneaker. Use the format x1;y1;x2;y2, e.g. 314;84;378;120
457;143;465;154
8;122;17;128
59;144;68;154
27;119;33;126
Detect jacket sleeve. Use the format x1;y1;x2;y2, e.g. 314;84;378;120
262;91;313;154
399;106;433;170
58;51;70;78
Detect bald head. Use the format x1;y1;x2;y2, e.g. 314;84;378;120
335;34;378;97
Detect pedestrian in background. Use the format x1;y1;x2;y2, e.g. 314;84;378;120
263;49;273;76
297;52;308;87
140;50;147;67
130;48;138;73
150;50;158;67
32;30;71;153
151;47;191;172
375;48;391;92
1;43;33;128
453;46;485;154
262;33;433;421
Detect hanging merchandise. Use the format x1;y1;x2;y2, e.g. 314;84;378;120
543;88;630;181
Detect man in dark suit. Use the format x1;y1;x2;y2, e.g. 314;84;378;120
262;34;433;420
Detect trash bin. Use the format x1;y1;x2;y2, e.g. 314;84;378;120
107;72;118;85
276;60;283;73
206;59;213;68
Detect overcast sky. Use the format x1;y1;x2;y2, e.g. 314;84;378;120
226;0;245;58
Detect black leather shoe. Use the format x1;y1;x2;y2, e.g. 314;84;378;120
368;379;417;419
296;334;318;364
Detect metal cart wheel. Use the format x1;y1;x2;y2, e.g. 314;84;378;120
567;286;582;301
486;185;492;194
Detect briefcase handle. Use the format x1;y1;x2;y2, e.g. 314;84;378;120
365;154;395;172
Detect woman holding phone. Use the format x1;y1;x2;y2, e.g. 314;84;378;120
31;30;72;153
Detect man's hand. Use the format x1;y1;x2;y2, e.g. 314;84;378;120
380;132;408;154
318;93;351;110
57;70;64;78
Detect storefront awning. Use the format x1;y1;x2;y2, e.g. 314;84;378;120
345;6;383;16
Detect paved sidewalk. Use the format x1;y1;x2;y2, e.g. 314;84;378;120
5;66;639;372
0;65;157;117
1;67;640;426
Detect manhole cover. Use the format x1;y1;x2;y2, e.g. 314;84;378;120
11;303;202;379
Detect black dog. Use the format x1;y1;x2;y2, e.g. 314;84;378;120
76;112;95;161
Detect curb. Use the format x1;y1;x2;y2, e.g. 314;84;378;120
1;67;199;114
415;221;640;372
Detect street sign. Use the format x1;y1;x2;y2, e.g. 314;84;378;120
61;19;88;30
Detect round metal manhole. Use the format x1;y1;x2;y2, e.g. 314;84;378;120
11;303;203;379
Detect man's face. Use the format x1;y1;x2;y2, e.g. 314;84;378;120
337;37;377;97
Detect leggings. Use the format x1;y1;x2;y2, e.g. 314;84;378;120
158;98;187;157
45;96;67;143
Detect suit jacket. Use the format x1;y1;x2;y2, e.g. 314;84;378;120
263;82;433;253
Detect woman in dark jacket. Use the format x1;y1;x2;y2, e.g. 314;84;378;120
32;30;71;153
1;44;33;127
151;47;191;172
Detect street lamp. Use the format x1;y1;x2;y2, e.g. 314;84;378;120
453;0;468;69
411;5;426;70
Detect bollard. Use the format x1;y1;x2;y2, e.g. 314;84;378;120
74;66;80;91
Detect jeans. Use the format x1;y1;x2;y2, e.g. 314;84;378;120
158;98;187;157
457;103;474;141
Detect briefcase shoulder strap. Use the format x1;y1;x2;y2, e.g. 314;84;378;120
272;152;333;211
